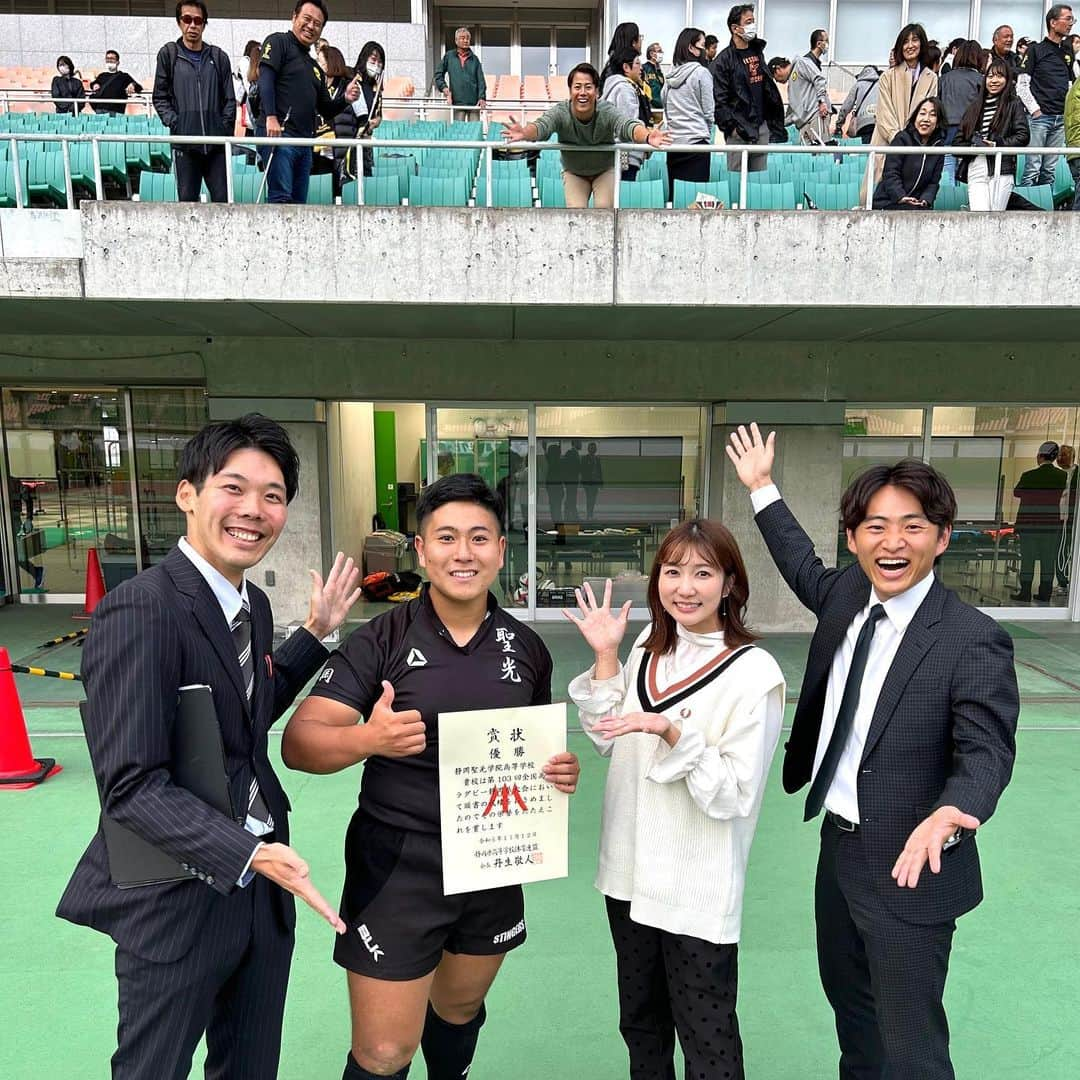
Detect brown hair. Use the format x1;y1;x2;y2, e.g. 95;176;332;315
319;44;349;79
642;520;758;656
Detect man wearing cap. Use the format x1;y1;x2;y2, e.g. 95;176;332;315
1012;441;1068;602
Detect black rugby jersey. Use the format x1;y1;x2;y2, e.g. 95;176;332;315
309;585;552;833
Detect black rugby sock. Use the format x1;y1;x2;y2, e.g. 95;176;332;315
420;1001;487;1080
342;1050;410;1079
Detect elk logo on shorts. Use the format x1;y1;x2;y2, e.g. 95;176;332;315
357;923;385;962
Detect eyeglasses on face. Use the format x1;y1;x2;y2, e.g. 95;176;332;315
180;15;205;26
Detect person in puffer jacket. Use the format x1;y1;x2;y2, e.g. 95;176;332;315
664;28;716;202
600;46;652;180
873;96;946;209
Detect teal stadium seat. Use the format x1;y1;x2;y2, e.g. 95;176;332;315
138;171;178;202
306;173;334;205
489;175;533;207
932;184;968;210
802;179;862;210
26;150;68;206
618;178;665;208
539;176;567;207
407;174;469;206
1011;184;1055;211
672;179;726;209
741;180;797;209
340;174;402;206
0;157;29;207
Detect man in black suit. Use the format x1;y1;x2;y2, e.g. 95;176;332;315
1011;440;1067;602
727;424;1018;1080
57;414;361;1078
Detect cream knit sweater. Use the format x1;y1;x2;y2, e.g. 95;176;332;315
569;623;785;944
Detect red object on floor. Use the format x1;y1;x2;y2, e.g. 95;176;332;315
0;646;62;789
74;547;106;620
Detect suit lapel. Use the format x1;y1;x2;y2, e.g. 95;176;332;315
164;547;250;717
860;579;945;762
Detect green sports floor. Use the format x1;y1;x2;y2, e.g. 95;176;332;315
2;606;1078;1079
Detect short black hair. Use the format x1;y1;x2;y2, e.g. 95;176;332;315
704;34;719;48
105;50;120;61
767;56;791;76
1048;5;1073;32
840;459;956;534
727;5;754;34
175;1;208;22
294;0;329;22
178;414;300;504
810;28;827;49
56;55;75;71
613;45;639;75
416;474;504;535
567;62;600;90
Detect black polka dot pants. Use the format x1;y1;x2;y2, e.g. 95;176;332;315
605;896;744;1080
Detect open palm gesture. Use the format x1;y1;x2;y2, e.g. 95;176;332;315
563;579;631;657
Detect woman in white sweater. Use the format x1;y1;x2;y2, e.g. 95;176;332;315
566;519;785;1080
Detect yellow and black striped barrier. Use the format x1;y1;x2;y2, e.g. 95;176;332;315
9;664;82;682
39;629;89;648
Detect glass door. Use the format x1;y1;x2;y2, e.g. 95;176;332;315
3;387;136;601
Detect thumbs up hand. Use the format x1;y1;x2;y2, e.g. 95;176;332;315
367;681;426;757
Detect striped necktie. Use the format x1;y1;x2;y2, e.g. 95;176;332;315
231;603;273;831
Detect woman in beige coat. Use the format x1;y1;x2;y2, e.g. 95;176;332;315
870;24;939;184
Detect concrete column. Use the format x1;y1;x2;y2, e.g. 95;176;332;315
708;405;845;633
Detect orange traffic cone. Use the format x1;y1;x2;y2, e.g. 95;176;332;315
0;646;62;789
74;547;106;620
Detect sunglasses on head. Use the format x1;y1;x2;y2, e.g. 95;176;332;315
180;14;205;26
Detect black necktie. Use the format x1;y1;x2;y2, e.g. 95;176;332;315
231;603;273;831
803;603;887;822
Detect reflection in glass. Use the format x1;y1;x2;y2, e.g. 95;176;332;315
521;27;551;77
555;27;587;75
131;388;208;565
3;388;133;596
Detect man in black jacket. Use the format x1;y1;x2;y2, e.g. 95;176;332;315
728;424;1018;1080
153;1;236;203
1011;441;1068;601
90;50;143;115
712;4;787;172
258;0;359;203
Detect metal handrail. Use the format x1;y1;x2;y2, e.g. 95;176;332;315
0;129;1051;212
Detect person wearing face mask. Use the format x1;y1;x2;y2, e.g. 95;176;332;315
663;28;716;201
90;50;143;115
873;96;945;209
642;42;666;123
51;55;85;115
788;29;833;145
712;4;788;173
335;41;386;191
566;526;784;1080
504;62;671;208
953;59;1028;211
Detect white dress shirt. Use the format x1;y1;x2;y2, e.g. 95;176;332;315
750;484;936;823
177;538;269;883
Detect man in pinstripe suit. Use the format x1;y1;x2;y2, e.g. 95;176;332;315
728;424;1018;1080
57;414;361;1079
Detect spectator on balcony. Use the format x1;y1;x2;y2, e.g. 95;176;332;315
1067;67;1080;206
258;1;360;204
51;56;85;115
664;28;715;201
90;50;143;115
642;42;665;121
953;59;1028;211
872;96;945;209
600;46;651;181
990;25;1021;74
1071;33;1080;78
835;65;880;143
337;41;385;189
1017;5;1076;187
1057;444;1076;590
788;28;832;145
870;24;938;184
713;4;787;172
504;62;670;208
940;40;987;183
312;44;352;188
153;1;236;203
704;35;720;63
938;37;966;76
235;39;260;144
599;22;642;90
434;27;486;122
